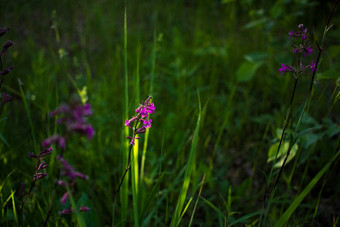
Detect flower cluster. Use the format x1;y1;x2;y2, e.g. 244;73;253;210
56;155;90;215
125;97;155;145
28;146;53;181
0;27;14;113
279;24;317;76
42;98;95;150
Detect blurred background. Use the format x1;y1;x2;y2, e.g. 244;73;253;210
0;0;339;226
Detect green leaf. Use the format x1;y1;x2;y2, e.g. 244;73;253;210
229;211;261;226
236;61;262;82
267;142;298;168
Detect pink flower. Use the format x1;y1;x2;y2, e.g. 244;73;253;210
60;192;69;204
79;206;91;212
143;119;152;128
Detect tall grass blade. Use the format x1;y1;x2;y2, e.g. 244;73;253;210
19;81;37;152
120;4;129;225
170;91;203;227
274;150;340;227
66;186;86;227
188;174;206;227
140;29;157;183
10;190;17;224
131;140;139;226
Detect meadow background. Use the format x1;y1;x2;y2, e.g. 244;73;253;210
0;0;339;226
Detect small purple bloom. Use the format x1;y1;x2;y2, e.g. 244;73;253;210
59;208;73;215
0;27;9;37
125;117;137;128
310;60;317;72
37;161;48;172
42;134;66;150
1;66;14;76
39;146;53;156
74;172;89;180
303;46;313;57
79;206;91;212
33;173;47;181
58;155;88;180
83;103;92;116
70;123;95;140
288;30;294;39
143;119;152;128
28;152;38;158
2;92;13;106
57;180;66;187
278;64;296;75
278;64;288;75
60;192;69;204
1;40;14;55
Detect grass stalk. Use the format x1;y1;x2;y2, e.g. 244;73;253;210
170;91;203;227
120;4;129;225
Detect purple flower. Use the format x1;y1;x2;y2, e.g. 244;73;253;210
57;155;88;180
59;208;73;215
57;180;66;187
60;192;69;204
1;66;14;76
49;101;95;141
143;119;152;128
310;60;317;72
36;161;48;171
83;103;92;116
59;206;90;215
29;146;53;159
2;92;13;106
49;104;69;117
79;206;91;212
303;46;313;57
1;40;14;55
70;123;95;140
125;117;138;128
278;64;296;75
29;146;53;181
126;97;155;145
0;27;9;37
42;134;66;150
33;173;47;181
136;126;147;134
288;30;294;39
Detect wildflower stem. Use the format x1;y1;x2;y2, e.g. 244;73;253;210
18;180;36;227
116;144;133;194
261;1;338;226
272;0;338;205
260;77;298;226
43;169;61;227
0;56;4;89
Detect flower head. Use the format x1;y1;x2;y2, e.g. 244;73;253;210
1;40;14;55
126;97;155;145
57;155;88;180
278;64;296;75
0;27;9;37
29;146;53;181
310;60;317;72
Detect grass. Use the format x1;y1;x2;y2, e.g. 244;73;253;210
0;0;340;226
